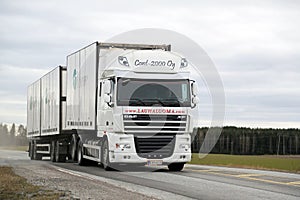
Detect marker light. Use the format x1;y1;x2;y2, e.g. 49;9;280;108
118;56;129;67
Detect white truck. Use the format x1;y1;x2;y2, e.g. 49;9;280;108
27;42;198;171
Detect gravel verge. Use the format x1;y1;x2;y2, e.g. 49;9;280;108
12;162;157;200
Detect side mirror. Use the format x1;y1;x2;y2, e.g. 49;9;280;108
103;80;111;94
192;96;199;104
104;93;114;107
104;94;111;103
191;82;198;96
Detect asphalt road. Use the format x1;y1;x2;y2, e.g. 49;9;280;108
1;149;299;200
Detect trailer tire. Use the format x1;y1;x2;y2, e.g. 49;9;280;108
168;163;185;171
29;142;34;160
102;138;112;171
55;140;66;162
33;141;42;160
34;152;43;160
77;140;88;166
50;140;56;162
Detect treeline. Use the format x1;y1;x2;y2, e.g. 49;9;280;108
0;123;27;146
191;127;300;155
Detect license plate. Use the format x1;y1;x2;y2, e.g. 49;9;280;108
147;160;163;166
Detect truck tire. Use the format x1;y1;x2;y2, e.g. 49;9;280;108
55;140;66;162
102;139;112;171
50;140;56;162
77;140;88;166
168;163;185;171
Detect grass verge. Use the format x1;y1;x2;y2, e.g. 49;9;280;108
0;166;63;200
189;153;300;173
0;146;28;151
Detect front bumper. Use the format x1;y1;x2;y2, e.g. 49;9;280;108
111;152;191;164
108;133;191;164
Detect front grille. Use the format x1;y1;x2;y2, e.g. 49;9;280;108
124;114;187;136
124;114;187;158
134;135;175;158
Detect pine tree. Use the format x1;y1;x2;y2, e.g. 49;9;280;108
3;124;8;136
18;124;26;137
10;123;16;145
1;124;9;145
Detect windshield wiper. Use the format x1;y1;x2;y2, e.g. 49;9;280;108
129;98;146;106
166;98;180;103
162;98;182;107
142;98;166;106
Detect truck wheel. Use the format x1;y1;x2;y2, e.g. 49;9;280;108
70;134;78;162
168;163;185;171
55;140;66;162
102;139;112;171
77;141;87;166
50;140;56;162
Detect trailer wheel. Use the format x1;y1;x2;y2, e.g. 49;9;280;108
102;139;112;171
34;152;43;160
168;163;185;171
29;142;34;160
50;140;56;162
33;141;42;160
55;140;66;162
77;140;88;166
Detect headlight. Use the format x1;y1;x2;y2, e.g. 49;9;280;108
116;143;131;149
179;144;190;150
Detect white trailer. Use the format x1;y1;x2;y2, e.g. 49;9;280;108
27;42;198;171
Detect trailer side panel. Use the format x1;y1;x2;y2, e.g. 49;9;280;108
66;43;98;130
40;67;60;136
27;80;41;137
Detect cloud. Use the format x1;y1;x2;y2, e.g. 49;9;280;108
0;65;48;93
0;0;299;128
0;65;48;124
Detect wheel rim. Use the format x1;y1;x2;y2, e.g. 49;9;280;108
71;135;77;161
78;144;82;163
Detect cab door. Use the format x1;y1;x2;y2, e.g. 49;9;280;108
97;79;114;137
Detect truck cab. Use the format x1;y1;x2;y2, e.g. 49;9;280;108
95;47;198;170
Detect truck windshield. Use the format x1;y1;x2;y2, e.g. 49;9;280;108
117;78;191;107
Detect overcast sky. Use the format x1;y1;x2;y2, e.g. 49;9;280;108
0;0;299;128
